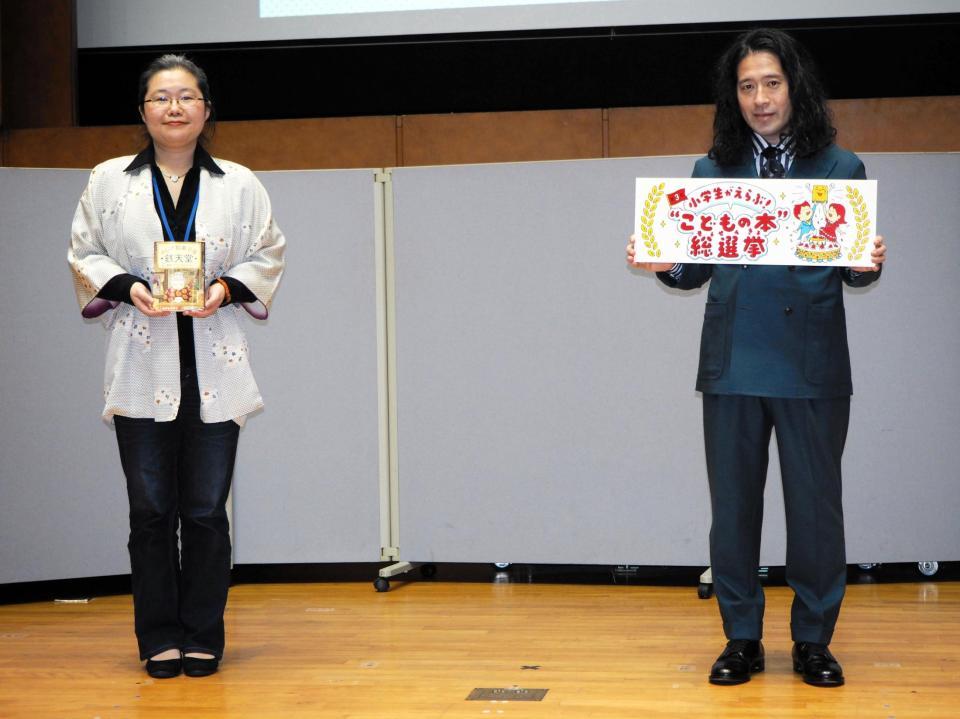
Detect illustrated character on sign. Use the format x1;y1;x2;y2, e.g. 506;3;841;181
819;202;846;243
794;198;843;262
793;201;815;243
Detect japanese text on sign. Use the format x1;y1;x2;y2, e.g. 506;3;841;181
634;178;877;267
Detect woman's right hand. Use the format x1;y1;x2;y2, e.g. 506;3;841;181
626;234;675;272
130;281;170;317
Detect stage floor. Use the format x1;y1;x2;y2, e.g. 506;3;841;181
1;580;957;718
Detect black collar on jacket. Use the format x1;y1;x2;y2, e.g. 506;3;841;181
124;144;224;175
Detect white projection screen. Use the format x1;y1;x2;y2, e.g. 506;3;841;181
77;0;956;48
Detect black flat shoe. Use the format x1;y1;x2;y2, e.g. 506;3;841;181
709;639;764;685
183;655;219;677
793;642;844;687
145;657;182;679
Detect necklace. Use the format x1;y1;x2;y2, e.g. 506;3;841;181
157;165;186;184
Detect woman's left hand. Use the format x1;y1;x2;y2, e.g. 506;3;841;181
184;281;225;318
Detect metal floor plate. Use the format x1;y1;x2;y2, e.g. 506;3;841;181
466;688;548;701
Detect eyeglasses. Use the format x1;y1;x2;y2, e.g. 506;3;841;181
142;95;206;109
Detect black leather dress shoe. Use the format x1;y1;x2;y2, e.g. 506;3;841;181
793;642;844;687
183;655;219;677
145;657;182;679
709;639;764;685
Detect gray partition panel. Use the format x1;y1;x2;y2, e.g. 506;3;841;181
841;153;960;563
231;170;382;564
0;168;382;585
0;169;131;583
392;156;711;565
4;154;957;583
391;153;960;566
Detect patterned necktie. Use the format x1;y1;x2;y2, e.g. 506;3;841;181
760;146;785;178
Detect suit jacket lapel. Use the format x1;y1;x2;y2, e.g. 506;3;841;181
788;151;837;179
719;147;839;179
727;157;758;179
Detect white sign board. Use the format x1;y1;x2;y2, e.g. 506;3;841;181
635;177;877;267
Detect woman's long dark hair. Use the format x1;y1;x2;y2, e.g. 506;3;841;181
708;28;836;166
137;54;215;147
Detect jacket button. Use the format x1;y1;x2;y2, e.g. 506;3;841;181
784;306;793;315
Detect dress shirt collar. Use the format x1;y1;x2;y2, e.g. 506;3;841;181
750;132;795;175
124;144;224;175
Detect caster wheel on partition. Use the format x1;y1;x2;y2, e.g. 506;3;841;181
374;578;390;592
698;583;713;599
918;561;939;577
420;563;437;579
493;563;511;569
858;563;879;571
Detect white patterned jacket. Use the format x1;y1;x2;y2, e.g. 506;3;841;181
69;154;286;425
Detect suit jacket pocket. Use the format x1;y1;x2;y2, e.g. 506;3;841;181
697;301;728;380
804;304;845;384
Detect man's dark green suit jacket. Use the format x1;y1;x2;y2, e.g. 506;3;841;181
657;144;881;399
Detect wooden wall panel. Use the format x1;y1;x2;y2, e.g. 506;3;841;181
2;97;956;170
3;125;143;168
608;97;960;160
208;117;397;169
831;97;960;152
0;0;75;128
607;105;713;159
3;117;397;170
400;110;602;166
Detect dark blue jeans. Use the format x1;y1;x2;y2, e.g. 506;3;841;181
114;370;239;660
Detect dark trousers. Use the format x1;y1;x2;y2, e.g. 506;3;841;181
114;370;239;660
702;393;850;645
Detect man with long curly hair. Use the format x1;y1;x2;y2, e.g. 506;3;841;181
627;28;886;687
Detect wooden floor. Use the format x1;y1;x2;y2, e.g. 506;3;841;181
1;580;958;718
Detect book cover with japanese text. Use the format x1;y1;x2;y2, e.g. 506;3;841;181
151;241;205;311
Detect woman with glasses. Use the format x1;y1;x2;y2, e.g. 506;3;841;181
68;54;285;679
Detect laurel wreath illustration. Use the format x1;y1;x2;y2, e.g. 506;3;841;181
640;183;664;258
845;186;871;261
